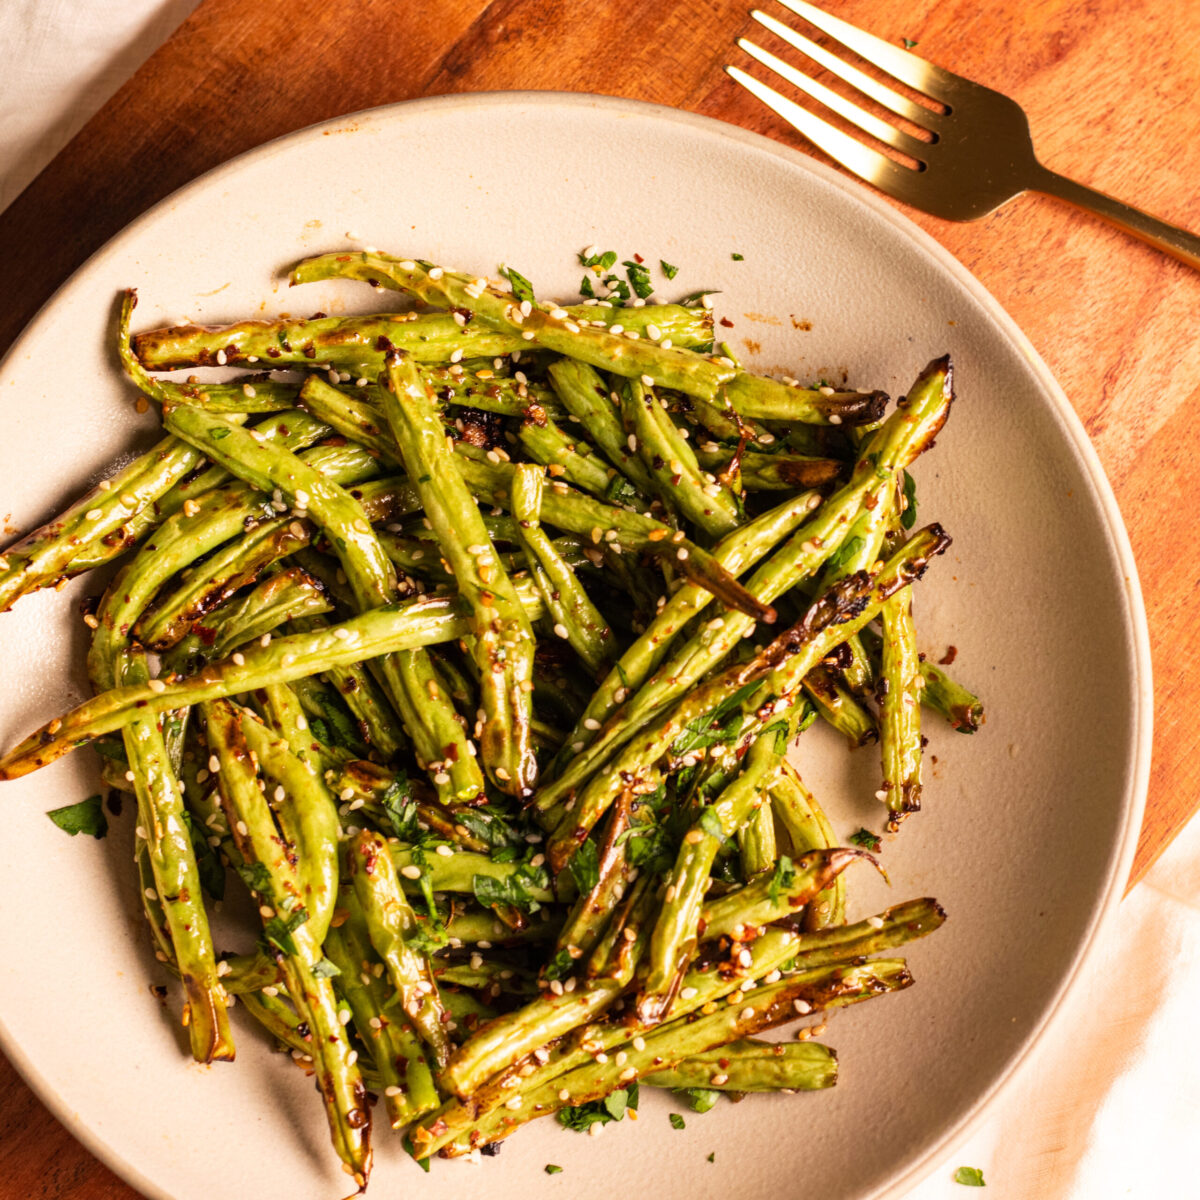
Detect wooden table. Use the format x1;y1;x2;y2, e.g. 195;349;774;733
1;1;1197;1194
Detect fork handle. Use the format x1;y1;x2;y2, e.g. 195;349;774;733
1033;167;1200;271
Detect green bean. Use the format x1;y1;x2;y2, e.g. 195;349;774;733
516;415;613;498
701;848;865;942
381;354;536;796
135;302;714;370
290;254;883;426
545;359;658;495
345;830;452;1067
770;764;846;929
694;445;843;491
639;731;788;1022
510;464;614;675
123;651;233;1064
324;906;440;1127
618;378;740;535
803;665;877;747
643;1039;837;1093
203;698;370;1184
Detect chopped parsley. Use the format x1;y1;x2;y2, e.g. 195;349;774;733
579;248;618;271
698;805;727;844
500;265;536;304
767;854;796;906
545;1164;564;1174
260;907;309;957
623;260;654;300
46;795;107;839
763;718;790;755
954;1166;985;1187
402;1132;430;1172
557;1082;639;1131
660;259;679;279
472;859;550;914
707;1152;716;1163
311;957;341;979
670;679;762;757
669;1113;687;1130
903;37;919;49
731;253;744;261
568;838;600;894
236;861;273;895
681;1087;720;1113
850;827;882;853
901;471;918;529
380;772;420;841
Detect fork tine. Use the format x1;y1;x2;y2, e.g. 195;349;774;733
737;37;929;160
725;65;917;196
771;0;958;103
750;10;939;129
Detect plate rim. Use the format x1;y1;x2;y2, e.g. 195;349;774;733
0;89;1153;1200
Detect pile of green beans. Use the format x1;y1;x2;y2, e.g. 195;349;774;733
0;252;982;1189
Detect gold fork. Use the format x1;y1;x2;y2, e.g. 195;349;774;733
727;0;1200;270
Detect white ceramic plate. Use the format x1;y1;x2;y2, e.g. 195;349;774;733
0;93;1150;1200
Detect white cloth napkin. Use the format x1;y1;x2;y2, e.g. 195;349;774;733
1;3;1195;1196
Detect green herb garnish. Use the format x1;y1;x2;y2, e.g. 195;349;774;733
46;795;107;839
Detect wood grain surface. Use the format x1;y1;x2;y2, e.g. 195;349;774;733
1;1;1197;1195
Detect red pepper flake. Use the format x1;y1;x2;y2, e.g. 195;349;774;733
939;645;958;665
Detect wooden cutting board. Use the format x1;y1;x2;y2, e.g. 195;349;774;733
1;1;1197;1195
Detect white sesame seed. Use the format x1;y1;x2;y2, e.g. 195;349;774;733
549;308;569;320
640;374;654;386
236;821;249;836
436;844;453;857
147;678;166;693
549;979;564;996
867;915;885;929
680;986;698;1000
588;1122;605;1137
828;414;843;425
711;1072;730;1085
231;652;246;666
400;864;422;880
216;350;227;366
794;999;812;1014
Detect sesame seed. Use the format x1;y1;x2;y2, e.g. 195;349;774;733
676;548;689;561
236;821;249;836
794;999;812;1014
216;350;227;366
640;374;654;386
209;755;220;773
385;1085;402;1096
549;980;564;996
867;915;885;929
549;308;568;320
711;1072;730;1085
558;1088;571;1102
429;266;445;279
144;887;158;901
505;1096;523;1110
828;414;843;425
619;1066;638;1082
400;864;422;880
588;1122;604;1137
85;507;103;520
147;678;166;693
680;986;698;1000
436;844;453;857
